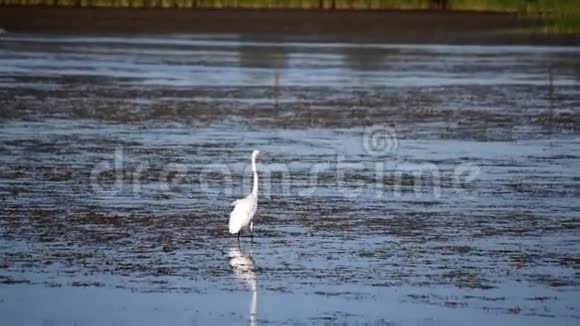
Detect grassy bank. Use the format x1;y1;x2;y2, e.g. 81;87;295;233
451;0;580;33
0;0;578;33
0;0;436;9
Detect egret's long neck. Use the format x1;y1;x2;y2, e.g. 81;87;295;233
251;156;258;197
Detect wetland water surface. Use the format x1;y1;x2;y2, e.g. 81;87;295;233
0;34;579;325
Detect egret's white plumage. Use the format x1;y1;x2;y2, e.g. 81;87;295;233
229;150;261;237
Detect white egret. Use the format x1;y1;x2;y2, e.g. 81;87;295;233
229;150;262;239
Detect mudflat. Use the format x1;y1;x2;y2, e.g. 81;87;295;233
0;31;579;324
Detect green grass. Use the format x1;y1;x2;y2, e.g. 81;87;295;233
0;0;578;33
450;0;580;33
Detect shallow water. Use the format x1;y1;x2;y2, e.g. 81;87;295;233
0;34;579;325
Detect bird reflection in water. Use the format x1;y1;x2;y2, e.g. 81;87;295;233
229;245;257;326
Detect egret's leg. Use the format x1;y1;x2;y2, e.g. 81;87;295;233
237;231;240;241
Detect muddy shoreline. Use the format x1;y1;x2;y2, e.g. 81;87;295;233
1;7;580;45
